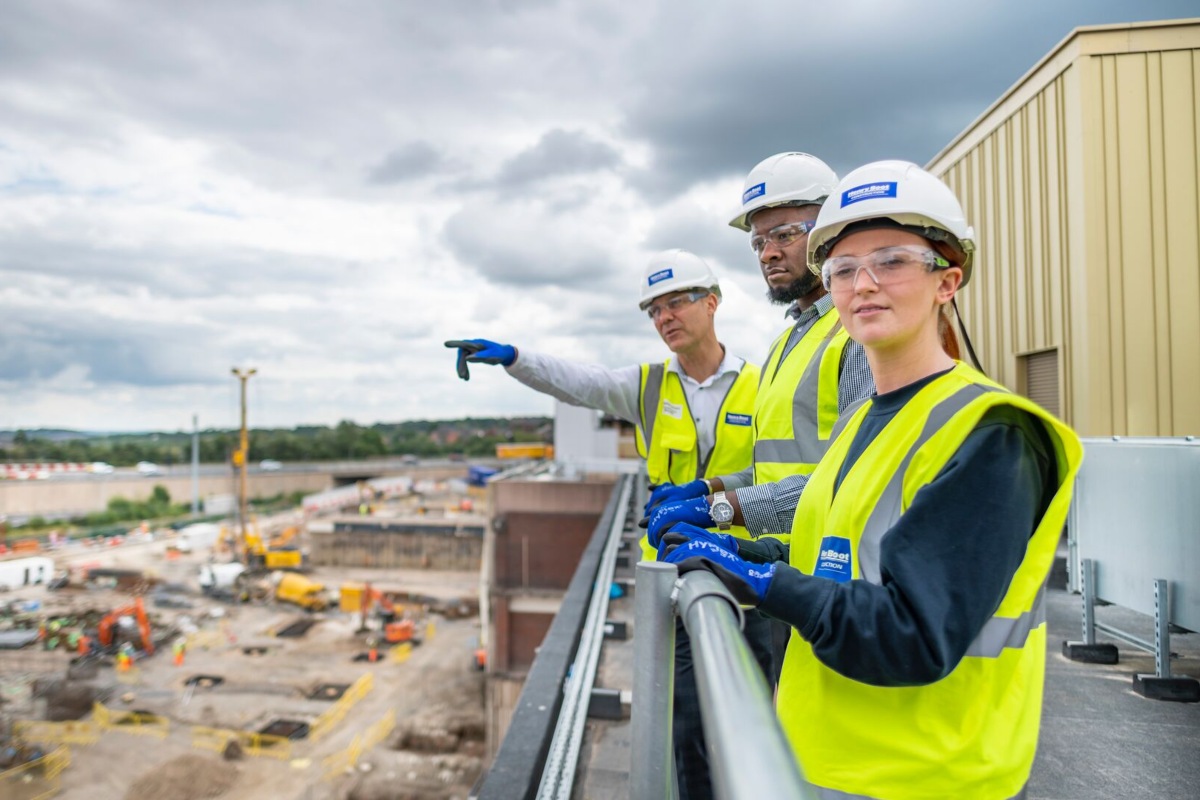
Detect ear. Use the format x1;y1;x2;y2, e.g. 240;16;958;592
934;267;962;305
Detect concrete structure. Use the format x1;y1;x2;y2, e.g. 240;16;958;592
481;475;616;759
927;18;1200;436
310;515;485;571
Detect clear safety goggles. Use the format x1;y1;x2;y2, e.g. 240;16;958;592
821;245;951;291
750;220;818;255
646;291;708;320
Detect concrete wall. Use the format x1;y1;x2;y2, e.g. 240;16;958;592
310;524;483;570
0;472;333;519
927;18;1200;436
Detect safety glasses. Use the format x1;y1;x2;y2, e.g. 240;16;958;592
750;220;818;255
821;245;950;291
646;291;708;320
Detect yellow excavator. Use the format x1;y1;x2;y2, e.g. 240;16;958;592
243;522;304;571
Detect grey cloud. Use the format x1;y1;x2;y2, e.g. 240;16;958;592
494;129;622;189
619;1;1198;199
367;141;447;184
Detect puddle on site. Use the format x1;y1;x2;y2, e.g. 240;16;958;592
259;718;310;740
243;646;269;656
308;683;350;701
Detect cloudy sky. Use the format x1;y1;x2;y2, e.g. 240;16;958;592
1;0;1193;433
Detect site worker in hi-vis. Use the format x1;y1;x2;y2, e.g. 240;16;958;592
445;249;758;560
660;161;1084;799
446;249;761;800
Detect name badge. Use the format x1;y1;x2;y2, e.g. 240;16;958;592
661;400;683;420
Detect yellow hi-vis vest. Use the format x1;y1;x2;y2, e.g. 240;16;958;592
751;309;851;543
779;363;1083;800
634;360;758;560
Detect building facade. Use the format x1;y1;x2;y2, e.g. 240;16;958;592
927;18;1200;436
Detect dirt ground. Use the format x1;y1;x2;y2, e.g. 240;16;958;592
1;510;487;800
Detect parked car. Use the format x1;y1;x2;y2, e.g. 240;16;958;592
136;461;162;476
90;462;115;474
259;459;283;471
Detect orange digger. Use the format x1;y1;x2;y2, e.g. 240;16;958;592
97;596;155;655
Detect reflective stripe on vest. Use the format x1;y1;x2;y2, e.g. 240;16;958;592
752;312;847;483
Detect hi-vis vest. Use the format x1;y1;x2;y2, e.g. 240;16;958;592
779;363;1083;800
752;308;851;543
634;360;758;560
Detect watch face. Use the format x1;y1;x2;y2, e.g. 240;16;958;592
711;501;734;524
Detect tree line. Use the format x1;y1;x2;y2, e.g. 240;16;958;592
1;417;552;467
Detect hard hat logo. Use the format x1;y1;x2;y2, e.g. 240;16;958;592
842;182;898;206
648;268;674;287
742;182;766;205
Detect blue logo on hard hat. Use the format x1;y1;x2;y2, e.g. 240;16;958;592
724;413;751;426
743;182;766;205
648;268;674;286
841;182;898;207
813;536;852;582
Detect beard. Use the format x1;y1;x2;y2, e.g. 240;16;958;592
766;270;822;305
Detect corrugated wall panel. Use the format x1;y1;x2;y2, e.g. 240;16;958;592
940;73;1073;413
1091;49;1200;435
1161;51;1200;434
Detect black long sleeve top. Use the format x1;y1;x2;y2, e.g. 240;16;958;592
743;369;1056;686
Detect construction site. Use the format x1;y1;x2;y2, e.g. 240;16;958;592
0;474;491;800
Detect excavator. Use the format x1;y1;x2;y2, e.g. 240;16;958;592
243;522;304;571
340;582;418;644
96;596;155;654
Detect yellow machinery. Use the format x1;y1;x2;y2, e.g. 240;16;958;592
495;442;555;459
276;573;328;611
244;523;303;570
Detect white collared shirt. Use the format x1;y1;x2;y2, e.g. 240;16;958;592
506;348;746;463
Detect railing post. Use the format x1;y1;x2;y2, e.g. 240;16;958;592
631;560;679;799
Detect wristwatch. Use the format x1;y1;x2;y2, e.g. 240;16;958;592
709;491;735;531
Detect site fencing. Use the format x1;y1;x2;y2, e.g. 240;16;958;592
12;720;100;745
309;672;374;742
92;701;169;738
191;726;294;760
321;709;397;780
0;744;71;800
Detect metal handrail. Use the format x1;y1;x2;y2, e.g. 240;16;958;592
632;561;815;800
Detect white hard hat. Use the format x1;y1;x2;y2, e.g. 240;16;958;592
639;249;722;310
807;160;977;286
728;152;839;231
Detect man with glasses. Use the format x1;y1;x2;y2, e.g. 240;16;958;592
446;249;758;538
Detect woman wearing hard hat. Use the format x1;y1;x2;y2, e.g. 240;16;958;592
660;161;1083;798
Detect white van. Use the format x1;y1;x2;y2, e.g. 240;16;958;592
136;461;162;476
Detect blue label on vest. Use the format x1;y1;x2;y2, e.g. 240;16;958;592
647;268;673;286
742;181;766;205
724;412;752;426
841;181;897;207
813;536;852;582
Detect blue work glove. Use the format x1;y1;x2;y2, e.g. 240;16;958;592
655;522;738;562
444;339;517;381
664;533;776;606
644;480;708;515
645;496;713;548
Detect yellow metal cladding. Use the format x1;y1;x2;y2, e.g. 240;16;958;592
928;19;1200;436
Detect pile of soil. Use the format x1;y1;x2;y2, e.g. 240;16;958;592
124;754;238;800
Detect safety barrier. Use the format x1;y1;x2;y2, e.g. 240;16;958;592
309;672;374;742
13;720;101;745
191;726;294;760
321;709;396;781
92;701;170;738
0;745;70;800
631;562;815;798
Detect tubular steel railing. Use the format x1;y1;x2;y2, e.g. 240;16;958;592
631;561;815;800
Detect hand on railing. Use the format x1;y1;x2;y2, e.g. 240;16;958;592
662;524;776;606
645;496;713;547
643;480;708;516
